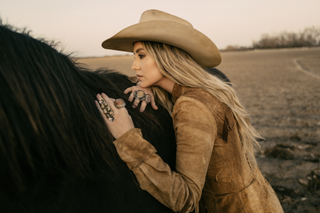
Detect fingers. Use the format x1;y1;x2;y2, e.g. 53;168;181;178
95;93;135;139
96;93;116;122
124;86;137;102
150;95;158;110
100;93;116;111
139;101;147;112
128;90;135;102
124;86;134;95
132;98;140;108
124;86;158;112
133;99;150;112
95;100;109;123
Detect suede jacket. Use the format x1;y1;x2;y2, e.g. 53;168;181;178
113;84;284;213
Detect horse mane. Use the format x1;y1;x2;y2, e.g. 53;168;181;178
205;67;231;84
0;23;160;194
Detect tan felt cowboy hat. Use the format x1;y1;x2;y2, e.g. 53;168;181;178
102;9;221;68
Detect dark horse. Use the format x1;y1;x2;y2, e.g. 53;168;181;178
0;24;176;213
0;23;230;213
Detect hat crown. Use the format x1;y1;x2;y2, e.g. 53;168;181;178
139;9;193;28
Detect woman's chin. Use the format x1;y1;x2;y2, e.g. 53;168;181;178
139;82;149;88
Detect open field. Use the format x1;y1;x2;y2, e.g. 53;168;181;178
77;55;136;76
78;48;320;212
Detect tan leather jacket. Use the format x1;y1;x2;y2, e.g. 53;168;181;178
113;84;283;213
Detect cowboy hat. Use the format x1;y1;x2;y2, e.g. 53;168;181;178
102;9;221;68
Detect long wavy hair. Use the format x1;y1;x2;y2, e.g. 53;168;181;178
142;41;262;166
0;24;161;193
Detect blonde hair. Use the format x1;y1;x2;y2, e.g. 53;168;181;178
142;41;262;167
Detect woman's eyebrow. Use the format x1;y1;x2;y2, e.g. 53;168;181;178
135;48;144;54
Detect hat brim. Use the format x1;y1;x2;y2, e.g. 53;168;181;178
102;20;221;68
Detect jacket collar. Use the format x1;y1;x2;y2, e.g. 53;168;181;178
171;83;187;103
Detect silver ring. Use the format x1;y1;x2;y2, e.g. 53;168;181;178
129;76;139;84
99;99;114;121
133;90;150;104
145;94;151;104
114;98;126;109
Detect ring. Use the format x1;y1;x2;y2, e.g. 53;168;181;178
129;76;139;84
114;98;126;109
145;94;151;104
133;90;151;104
99;99;114;121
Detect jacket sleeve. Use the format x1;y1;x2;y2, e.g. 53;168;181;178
113;97;217;212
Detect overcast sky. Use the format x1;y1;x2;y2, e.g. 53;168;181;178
1;0;319;57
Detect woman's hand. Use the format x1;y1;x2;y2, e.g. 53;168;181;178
124;85;158;112
95;93;134;139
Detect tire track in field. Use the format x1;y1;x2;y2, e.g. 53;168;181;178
293;59;320;80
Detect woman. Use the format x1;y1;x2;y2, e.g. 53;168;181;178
96;10;283;213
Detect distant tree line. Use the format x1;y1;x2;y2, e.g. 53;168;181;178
223;45;253;51
223;26;320;51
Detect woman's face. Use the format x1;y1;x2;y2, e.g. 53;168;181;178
131;42;165;88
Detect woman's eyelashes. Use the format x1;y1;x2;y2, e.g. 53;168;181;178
138;54;145;59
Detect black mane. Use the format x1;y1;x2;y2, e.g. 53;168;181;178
0;24;176;212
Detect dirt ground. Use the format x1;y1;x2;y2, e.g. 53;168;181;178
78;47;320;213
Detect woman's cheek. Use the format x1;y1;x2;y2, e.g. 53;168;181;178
139;81;148;88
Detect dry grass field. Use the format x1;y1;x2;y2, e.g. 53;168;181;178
78;47;320;213
77;55;136;76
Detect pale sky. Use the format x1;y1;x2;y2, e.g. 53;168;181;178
1;0;319;57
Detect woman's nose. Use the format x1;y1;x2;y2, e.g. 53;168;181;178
131;59;140;72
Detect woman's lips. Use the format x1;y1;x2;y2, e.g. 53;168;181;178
137;75;143;80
